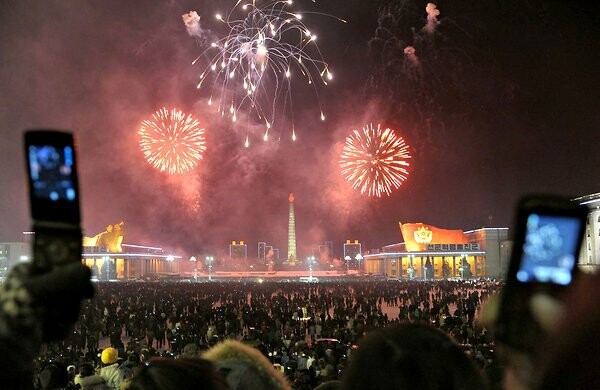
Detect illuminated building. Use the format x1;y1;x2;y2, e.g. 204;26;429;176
82;243;181;280
344;240;362;269
575;193;600;272
0;241;31;277
258;242;267;261
83;222;183;280
287;193;297;265
230;241;248;260
2;229;181;280
363;224;509;279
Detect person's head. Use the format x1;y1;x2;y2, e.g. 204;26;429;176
128;352;141;365
182;343;199;358
66;365;76;378
203;339;292;390
340;323;487;390
38;361;68;390
129;358;228;390
101;347;118;365
314;380;342;390
78;362;95;377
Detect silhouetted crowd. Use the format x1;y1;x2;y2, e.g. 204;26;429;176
31;279;503;389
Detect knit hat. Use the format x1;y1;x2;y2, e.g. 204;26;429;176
203;340;291;390
101;347;118;365
182;343;199;358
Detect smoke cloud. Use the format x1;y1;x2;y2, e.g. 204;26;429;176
424;3;440;34
182;11;207;38
403;45;419;66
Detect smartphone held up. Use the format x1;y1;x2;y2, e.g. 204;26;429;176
24;130;83;273
495;194;588;352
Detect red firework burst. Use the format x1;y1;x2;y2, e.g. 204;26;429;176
138;108;206;174
339;123;411;197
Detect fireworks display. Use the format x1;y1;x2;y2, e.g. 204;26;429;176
339;124;411;197
188;0;343;143
138;108;206;175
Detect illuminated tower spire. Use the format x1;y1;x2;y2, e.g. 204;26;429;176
287;192;297;265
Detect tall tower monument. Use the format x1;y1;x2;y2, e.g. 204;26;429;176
287;193;297;265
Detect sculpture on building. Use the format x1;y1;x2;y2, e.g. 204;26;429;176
83;221;125;252
82;222;125;280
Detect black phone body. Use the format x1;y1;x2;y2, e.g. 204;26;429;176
496;195;588;352
25;130;81;224
24;130;83;272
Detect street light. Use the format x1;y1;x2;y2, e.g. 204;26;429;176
305;255;316;281
344;255;351;274
408;255;415;280
459;254;466;279
189;256;197;281
206;256;214;281
355;253;363;274
166;255;175;274
103;255;110;281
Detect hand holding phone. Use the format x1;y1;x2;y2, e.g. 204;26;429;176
495;194;588;352
24;129;93;341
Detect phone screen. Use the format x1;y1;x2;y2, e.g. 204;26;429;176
25;130;81;224
516;214;583;285
27;144;78;202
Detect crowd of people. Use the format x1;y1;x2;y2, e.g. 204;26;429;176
29;278;502;389
3;263;599;389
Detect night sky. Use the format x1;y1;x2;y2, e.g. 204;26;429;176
1;0;598;260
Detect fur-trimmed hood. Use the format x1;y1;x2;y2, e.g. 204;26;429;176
202;339;291;390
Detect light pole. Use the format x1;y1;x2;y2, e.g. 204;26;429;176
344;255;351;273
307;255;316;281
355;253;363;274
166;255;175;273
206;256;214;281
189;256;197;281
103;255;110;281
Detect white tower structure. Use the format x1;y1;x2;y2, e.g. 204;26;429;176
287;193;297;265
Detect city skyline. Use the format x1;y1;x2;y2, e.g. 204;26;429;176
0;1;598;257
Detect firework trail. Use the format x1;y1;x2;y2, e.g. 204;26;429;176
138;108;206;175
366;1;481;148
185;0;344;145
339;123;411;197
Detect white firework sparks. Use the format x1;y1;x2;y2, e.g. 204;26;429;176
188;0;344;144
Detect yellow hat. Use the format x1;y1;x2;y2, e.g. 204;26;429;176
101;347;118;365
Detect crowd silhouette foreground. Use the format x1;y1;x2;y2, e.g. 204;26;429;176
1;262;599;389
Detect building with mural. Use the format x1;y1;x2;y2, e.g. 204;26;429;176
363;223;510;279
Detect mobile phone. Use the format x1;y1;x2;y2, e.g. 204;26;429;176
25;130;83;273
495;194;588;351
